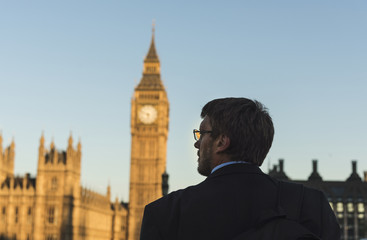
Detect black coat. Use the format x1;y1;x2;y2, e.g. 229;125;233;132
140;164;340;240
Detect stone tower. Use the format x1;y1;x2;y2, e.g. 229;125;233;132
127;27;169;240
0;134;15;182
34;133;82;240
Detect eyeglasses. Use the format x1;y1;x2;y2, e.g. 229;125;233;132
193;129;213;141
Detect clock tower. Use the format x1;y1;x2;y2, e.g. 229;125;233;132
127;27;169;240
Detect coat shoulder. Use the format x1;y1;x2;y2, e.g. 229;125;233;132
146;184;200;210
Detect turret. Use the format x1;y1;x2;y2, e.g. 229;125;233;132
36;134;82;197
37;133;45;169
0;132;3;180
162;170;169;196
107;185;111;201
77;139;82;168
10;138;15;151
308;159;323;181
0;135;15;181
8;138;15;172
77;139;82;152
65;133;81;196
0;131;3;157
50;138;54;149
347;160;362;182
69;134;73;145
268;159;289;180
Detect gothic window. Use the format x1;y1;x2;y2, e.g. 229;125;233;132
336;202;344;212
347;203;354;213
139;167;143;181
140;141;146;157
146;66;156;73
46;235;56;240
149;140;155;156
1;207;5;223
137;192;143;205
51;177;57;190
47;207;55;224
15;207;18;223
27;207;32;224
358;203;365;219
358;203;365;212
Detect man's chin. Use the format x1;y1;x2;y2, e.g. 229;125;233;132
197;165;210;177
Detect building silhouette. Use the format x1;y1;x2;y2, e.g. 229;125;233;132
0;28;167;240
270;159;367;240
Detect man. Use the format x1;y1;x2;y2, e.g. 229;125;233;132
140;98;340;240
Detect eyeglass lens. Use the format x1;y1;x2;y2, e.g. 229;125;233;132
194;130;200;141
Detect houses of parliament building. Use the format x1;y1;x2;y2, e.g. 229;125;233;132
0;29;168;240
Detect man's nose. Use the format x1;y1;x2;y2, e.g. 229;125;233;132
194;140;200;149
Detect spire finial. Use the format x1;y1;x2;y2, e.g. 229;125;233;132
50;137;55;149
68;131;73;146
152;19;156;37
40;132;45;146
11;137;15;149
107;183;111;199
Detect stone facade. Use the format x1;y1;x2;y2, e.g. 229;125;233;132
0;134;128;240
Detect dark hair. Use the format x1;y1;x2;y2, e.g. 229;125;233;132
201;98;274;166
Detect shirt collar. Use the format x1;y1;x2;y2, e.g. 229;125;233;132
211;161;250;174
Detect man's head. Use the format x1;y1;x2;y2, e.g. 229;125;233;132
194;97;274;175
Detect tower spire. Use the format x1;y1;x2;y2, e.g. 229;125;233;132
145;20;159;63
137;23;163;90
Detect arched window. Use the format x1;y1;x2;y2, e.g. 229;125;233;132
15;207;18;223
1;207;6;223
27;207;32;224
51;177;57;190
47;206;55;224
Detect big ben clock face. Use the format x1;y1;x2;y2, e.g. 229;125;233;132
138;105;157;124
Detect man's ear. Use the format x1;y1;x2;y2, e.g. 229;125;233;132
214;134;230;153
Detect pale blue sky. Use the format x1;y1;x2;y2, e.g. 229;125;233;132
1;1;366;200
